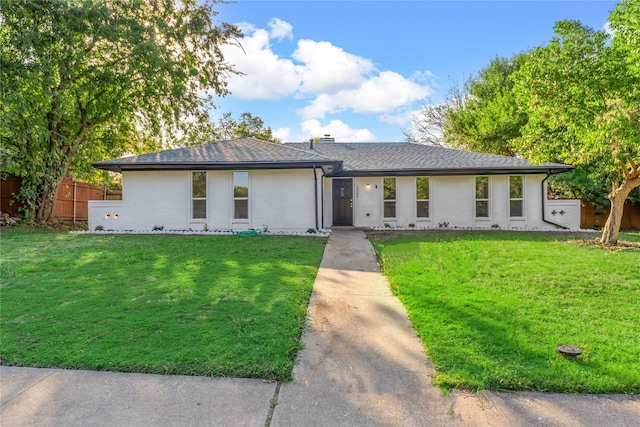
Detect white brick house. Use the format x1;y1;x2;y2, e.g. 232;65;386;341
89;137;580;232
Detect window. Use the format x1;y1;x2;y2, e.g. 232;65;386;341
475;176;489;218
509;176;524;217
416;177;430;218
383;177;396;218
233;171;249;220
192;171;206;219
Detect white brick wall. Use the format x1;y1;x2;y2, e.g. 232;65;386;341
323;174;580;230
89;170;581;232
89;171;189;231
89;168;322;232
251;169;319;232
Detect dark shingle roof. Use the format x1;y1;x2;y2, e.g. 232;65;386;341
93;137;340;173
94;137;572;175
287;142;572;176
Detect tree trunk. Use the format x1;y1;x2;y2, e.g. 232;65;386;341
34;173;66;223
600;178;640;245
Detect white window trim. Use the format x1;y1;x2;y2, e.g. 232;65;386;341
383;177;397;219
475;175;490;219
191;171;207;221
415;176;430;221
509;175;525;219
232;171;250;223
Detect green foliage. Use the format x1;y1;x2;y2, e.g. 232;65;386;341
512;19;639;175
0;231;325;380
0;0;241;221
512;7;640;243
372;232;640;393
609;0;640;77
214;112;281;144
444;55;527;156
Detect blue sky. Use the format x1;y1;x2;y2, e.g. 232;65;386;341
213;1;618;142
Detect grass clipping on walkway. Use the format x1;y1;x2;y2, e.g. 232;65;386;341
0;230;325;381
371;231;640;393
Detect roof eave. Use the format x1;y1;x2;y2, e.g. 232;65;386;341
92;160;343;174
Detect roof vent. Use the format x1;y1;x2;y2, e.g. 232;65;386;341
319;134;335;143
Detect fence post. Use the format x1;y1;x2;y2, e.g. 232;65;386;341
73;180;77;224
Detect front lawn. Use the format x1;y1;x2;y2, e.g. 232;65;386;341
370;231;640;393
0;230;325;380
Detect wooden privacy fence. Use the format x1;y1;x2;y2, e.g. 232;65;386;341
581;202;640;230
0;176;21;214
1;176;107;222
55;180;105;222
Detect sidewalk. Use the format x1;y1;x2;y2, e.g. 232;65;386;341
271;228;453;426
2;228;639;426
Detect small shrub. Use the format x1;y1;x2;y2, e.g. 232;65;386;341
408;223;415;228
384;223;391;228
491;224;500;229
152;225;164;231
438;222;449;228
263;224;269;233
203;223;209;232
306;228;317;234
94;225;104;231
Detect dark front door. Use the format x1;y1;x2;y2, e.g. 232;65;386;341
332;179;353;226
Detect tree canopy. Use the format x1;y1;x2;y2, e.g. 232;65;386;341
512;6;640;244
408;0;639;244
444;55;526;156
0;0;241;221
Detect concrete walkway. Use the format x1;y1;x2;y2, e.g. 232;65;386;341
2;228;639;426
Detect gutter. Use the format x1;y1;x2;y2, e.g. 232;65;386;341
541;172;570;230
327;166;574;178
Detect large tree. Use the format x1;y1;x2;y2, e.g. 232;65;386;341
513;4;640;245
0;0;240;221
444;55;527;156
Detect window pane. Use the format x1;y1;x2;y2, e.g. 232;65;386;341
510;200;523;217
384;201;396;218
475;176;488;199
476;200;489;217
416;177;429;200
383;178;396;200
234;199;248;219
510;176;523;198
233;171;249;198
192;172;206;198
417;201;429;218
193;199;206;219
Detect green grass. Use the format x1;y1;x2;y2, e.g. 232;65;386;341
370;231;640;393
0;230;325;380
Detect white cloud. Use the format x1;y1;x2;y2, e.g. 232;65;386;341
293;40;375;94
221;26;300;100
380;109;418;126
301;119;376;142
223;19;434;135
273;127;291;142
268;18;293;41
301;71;432;119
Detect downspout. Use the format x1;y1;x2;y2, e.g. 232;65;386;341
313;165;319;230
321;172;325;229
541;172;569;230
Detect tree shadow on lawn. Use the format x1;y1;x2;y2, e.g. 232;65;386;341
407;296;636;393
1;234;324;380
